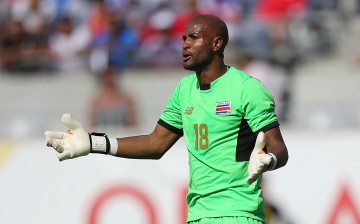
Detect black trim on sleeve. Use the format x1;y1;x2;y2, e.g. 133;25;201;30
258;121;279;133
236;118;256;162
235;120;279;162
157;119;184;136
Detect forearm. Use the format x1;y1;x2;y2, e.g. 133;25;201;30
113;124;181;160
115;135;166;160
264;127;289;170
268;142;288;170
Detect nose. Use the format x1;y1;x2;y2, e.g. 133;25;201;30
182;40;189;51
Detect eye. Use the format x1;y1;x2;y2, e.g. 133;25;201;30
189;33;198;39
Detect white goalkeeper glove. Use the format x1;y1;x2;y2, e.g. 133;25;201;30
45;113;117;161
247;131;277;184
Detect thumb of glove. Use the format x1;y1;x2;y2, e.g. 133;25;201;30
254;131;266;152
61;113;85;134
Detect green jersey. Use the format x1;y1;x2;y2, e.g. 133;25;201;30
159;66;279;222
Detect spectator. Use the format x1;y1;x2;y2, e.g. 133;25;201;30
88;66;138;129
0;1;11;28
172;0;203;39
10;0;52;36
47;0;90;25
137;2;181;67
236;51;285;121
88;11;140;72
122;0;146;38
254;0;308;71
88;0;111;39
253;0;308;122
0;19;46;73
235;16;271;61
197;0;242;43
48;15;91;72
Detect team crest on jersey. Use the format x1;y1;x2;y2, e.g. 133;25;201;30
215;101;231;115
185;106;194;115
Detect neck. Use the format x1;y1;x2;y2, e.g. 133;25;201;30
197;62;228;85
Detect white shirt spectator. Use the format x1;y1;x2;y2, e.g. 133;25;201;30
49;16;90;72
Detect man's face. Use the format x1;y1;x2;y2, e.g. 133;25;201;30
182;20;214;71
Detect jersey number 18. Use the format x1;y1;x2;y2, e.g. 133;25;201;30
193;123;209;150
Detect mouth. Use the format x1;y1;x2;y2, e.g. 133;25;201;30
182;52;191;62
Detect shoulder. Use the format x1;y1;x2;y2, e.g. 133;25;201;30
226;66;259;85
226;67;270;98
176;73;197;88
180;72;197;83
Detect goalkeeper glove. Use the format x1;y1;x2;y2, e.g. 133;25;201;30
247;131;277;184
44;113;117;161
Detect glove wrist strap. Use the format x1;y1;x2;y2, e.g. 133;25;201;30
89;132;118;156
89;132;110;154
266;153;277;171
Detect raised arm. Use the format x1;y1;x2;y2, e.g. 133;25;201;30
45;113;181;161
115;123;181;159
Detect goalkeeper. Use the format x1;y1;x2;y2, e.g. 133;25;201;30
45;15;288;224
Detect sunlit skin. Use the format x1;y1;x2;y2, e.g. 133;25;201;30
182;16;228;85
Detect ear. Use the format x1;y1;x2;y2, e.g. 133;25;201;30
212;36;224;52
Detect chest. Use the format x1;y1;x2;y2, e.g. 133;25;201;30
180;87;243;130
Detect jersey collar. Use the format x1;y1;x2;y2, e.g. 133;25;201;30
199;65;231;90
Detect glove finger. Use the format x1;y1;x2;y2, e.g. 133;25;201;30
46;137;53;147
61;113;84;133
44;131;65;140
254;131;266;151
50;139;65;152
52;141;64;153
57;150;71;161
46;137;57;147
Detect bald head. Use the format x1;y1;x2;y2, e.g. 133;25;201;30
182;14;230;71
187;15;229;53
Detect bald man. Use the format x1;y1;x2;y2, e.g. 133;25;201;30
46;15;288;224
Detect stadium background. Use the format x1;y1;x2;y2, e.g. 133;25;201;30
1;0;360;223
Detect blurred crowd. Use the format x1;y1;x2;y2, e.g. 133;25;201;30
1;0;358;75
1;0;360;129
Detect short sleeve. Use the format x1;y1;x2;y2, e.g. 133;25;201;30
240;78;278;132
159;82;183;134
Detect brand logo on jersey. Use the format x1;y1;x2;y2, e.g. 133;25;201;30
215;101;231;115
185;107;194;115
